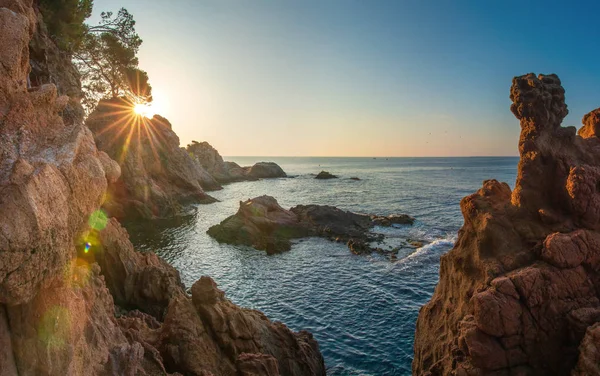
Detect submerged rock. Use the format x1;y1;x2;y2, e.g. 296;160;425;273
86;101;219;219
315;170;338;179
187;141;287;183
207;195;415;255
413;74;600;376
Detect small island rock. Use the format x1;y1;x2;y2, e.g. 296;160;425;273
315;171;338;179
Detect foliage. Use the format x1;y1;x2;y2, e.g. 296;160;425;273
38;4;152;112
39;0;93;51
74;8;152;112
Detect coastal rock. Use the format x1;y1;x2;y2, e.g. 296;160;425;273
413;73;600;375
315;170;338;179
245;161;287;179
94;220;326;376
86;100;219;219
186;140;287;183
207;195;415;255
371;214;415;226
0;2;326;375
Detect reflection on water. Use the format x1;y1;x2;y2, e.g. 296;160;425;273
124;157;518;375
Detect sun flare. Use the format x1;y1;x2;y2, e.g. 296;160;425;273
133;103;155;118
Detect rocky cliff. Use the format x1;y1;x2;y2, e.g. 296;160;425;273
86;99;221;219
413;74;600;375
187;141;287;183
0;1;325;375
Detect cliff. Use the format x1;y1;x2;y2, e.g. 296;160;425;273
86;99;221;219
413;74;600;375
0;1;325;375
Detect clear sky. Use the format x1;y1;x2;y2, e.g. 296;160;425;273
92;0;600;157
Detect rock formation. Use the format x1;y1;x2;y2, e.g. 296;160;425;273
315;171;337;179
187;141;287;183
0;2;326;375
413;74;600;375
86;100;220;219
207;195;416;255
29;5;84;126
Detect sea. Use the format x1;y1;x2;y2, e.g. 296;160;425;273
123;156;519;376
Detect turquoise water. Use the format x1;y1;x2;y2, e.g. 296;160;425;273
124;157;519;375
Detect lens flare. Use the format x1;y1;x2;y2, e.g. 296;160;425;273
84;242;91;254
88;210;108;231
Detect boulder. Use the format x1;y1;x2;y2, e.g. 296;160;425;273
86;100;219;219
208;195;416;255
413;74;600;375
245;162;287;179
315;171;338;179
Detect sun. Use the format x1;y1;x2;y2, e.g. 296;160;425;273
133;103;154;117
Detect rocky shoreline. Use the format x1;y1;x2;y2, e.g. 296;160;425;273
0;2;325;375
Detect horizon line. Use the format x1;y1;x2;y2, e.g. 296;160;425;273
222;155;521;158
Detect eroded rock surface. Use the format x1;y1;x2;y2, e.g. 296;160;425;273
413;73;600;375
187;141;287;183
86;100;219;219
207;195;416;255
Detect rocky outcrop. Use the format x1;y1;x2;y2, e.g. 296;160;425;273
187;141;287;183
0;2;326;375
208;195;416;255
29;6;85;126
315;171;337;179
86;100;220;219
94;219;326;376
413;74;600;375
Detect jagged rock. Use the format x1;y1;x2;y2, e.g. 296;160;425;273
187;141;286;183
315;171;337;179
572;323;600;376
94;221;326;376
207;195;415;255
86;99;219;219
413;73;600;375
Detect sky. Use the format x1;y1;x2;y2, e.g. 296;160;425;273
91;0;600;157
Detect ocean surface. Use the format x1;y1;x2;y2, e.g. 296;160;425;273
124;157;519;376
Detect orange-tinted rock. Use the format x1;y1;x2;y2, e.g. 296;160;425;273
413;74;600;375
86;99;219;219
578;108;600;139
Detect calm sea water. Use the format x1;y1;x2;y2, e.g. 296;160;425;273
124;157;518;376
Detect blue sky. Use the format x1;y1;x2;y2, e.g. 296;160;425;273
92;0;600;156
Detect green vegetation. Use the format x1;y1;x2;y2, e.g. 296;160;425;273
38;1;151;112
39;0;93;51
